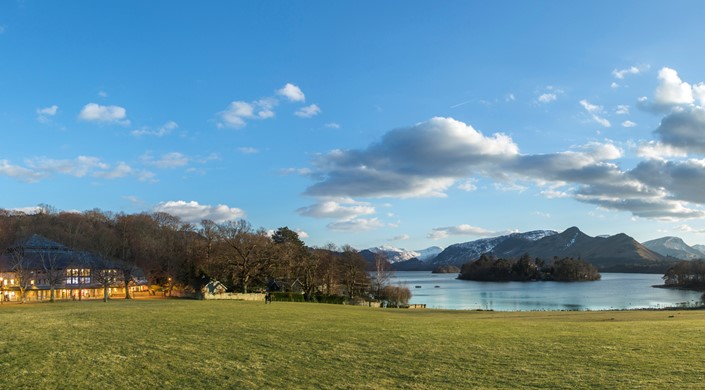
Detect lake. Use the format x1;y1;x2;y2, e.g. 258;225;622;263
388;271;703;311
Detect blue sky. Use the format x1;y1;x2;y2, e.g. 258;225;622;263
3;1;705;250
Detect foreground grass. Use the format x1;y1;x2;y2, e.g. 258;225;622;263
1;300;704;389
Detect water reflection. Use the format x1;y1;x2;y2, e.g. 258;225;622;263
388;271;703;311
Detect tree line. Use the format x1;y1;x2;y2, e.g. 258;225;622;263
0;207;411;306
458;253;601;282
663;260;705;290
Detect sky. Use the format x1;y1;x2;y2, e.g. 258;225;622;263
4;1;705;251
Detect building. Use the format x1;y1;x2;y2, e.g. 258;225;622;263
0;234;147;302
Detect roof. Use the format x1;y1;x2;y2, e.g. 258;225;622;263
0;234;122;271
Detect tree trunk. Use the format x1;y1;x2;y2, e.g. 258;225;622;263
50;287;55;303
124;280;132;299
103;285;109;302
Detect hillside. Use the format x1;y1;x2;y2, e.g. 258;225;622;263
495;227;666;269
642;236;705;260
431;230;557;266
429;227;672;271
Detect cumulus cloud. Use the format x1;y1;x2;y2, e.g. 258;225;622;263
37;105;58;122
654;67;694;107
458;179;478;192
26;156;108;177
296;199;375;219
637;142;687;160
78;103;129;125
622;120;637;128
305;117;518;198
654;106;705;154
0;160;43;182
538;93;557;103
428;224;495;240
295;104;321;118
277;83;305;102
612;66;641;79
615;105;630;115
218;99;277;128
131;121;178;137
93;162;134;179
580;99;611;127
153;200;245;224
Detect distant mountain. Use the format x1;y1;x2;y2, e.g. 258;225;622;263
431;230;557;266
642;237;705;260
494;226;667;269
694;245;705;255
365;245;442;263
431;227;670;271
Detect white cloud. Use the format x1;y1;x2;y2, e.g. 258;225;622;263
78;103;129;125
306;117;518;199
37;105;58;116
611;82;620;89
428;224;495;240
281;167;312;176
27;156;108;177
238;147;259;154
142;152;189;169
327;217;384;232
612;66;641;79
388;234;410;242
0;160;42;182
676;224;705;234
295;104;321;118
297;199;375;219
218;99;277;128
36;105;59;123
538;93;557;103
276;83;305;102
131;121;178;137
458;179;478;192
98;91;108;98
93;162;133;179
506;93;516;102
622;120;637;128
580;99;611;127
325;122;341;129
153;200;245;224
637;141;688;160
654;67;694;107
615;105;630;115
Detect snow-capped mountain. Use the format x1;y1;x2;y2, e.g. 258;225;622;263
366;245;443;263
431;230;558;266
642;237;705;260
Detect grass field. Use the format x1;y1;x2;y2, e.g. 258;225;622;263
1;299;704;389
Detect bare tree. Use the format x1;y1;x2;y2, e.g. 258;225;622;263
216;220;274;293
371;252;394;299
9;249;34;303
339;245;369;299
39;249;63;303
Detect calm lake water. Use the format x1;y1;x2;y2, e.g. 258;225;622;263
388;271;703;311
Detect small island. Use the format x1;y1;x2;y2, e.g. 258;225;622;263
432;265;461;274
458;253;601;282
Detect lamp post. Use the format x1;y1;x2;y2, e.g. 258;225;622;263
0;277;4;304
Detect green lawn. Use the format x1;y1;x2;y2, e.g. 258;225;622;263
1;299;704;389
